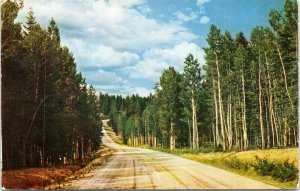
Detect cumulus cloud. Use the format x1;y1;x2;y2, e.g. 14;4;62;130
83;69;123;85
86;46;138;69
63;38;140;70
17;0;196;52
16;0;202;96
105;0;145;8
199;16;210;24
84;69;153;97
196;0;211;6
129;42;205;81
174;11;198;23
137;5;152;14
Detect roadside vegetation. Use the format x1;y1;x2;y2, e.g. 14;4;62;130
123;142;297;189
2;165;80;189
104;123;123;145
2;145;115;189
154;148;298;188
53;145;115;189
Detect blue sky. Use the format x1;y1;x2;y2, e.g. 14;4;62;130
17;0;285;96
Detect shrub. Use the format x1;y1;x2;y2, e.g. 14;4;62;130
252;156;298;182
224;156;249;171
252;156;275;176
272;161;298;182
199;146;214;153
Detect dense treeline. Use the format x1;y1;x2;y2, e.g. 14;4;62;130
205;0;298;150
101;0;298;151
99;93;150;143
2;1;102;170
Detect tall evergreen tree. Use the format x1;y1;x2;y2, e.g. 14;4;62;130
157;67;182;150
181;54;202;149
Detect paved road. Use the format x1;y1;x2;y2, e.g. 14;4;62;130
69;119;278;189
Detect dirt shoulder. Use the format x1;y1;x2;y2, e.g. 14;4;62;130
1;145;115;189
57;146;115;189
2;165;79;189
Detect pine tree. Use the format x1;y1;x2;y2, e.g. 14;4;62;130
181;54;202;149
157;67;182;150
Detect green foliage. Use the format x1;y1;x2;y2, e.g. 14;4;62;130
104;0;298;152
253;156;275;176
3;0;297;176
224;157;249;171
203;0;298;151
156;67;182;148
2;4;102;169
252;156;298;182
272;161;298;182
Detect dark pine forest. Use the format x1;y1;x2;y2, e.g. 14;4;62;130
2;1;102;169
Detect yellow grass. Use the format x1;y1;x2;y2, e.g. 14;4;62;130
182;148;298;167
103;125;123;145
179;148;298;189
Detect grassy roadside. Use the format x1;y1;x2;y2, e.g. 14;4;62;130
152;147;298;189
104;125;123;145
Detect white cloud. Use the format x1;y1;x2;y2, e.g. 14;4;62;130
196;0;211;6
17;0;197;52
199;16;210;24
84;69;154;97
105;0;145;8
93;84;153;97
129;59;169;80
123;86;154;97
16;0;201;96
62;38;139;69
195;0;211;25
129;42;205;81
87;45;139;68
137;5;152;14
83;69;123;85
174;11;198;23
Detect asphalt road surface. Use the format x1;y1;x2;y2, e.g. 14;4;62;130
69;119;278;189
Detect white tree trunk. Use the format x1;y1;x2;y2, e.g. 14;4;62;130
258;54;265;149
170;121;175;150
216;56;225;150
277;45;294;111
191;89;199;149
213;78;220;146
241;74;248;150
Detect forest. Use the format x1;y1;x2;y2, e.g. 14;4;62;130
101;0;298;151
1;0;297;172
2;1;102;170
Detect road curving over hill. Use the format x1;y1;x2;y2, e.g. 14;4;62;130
68;119;278;189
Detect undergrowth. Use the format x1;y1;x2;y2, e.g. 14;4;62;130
252;156;298;182
153;147;298;188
